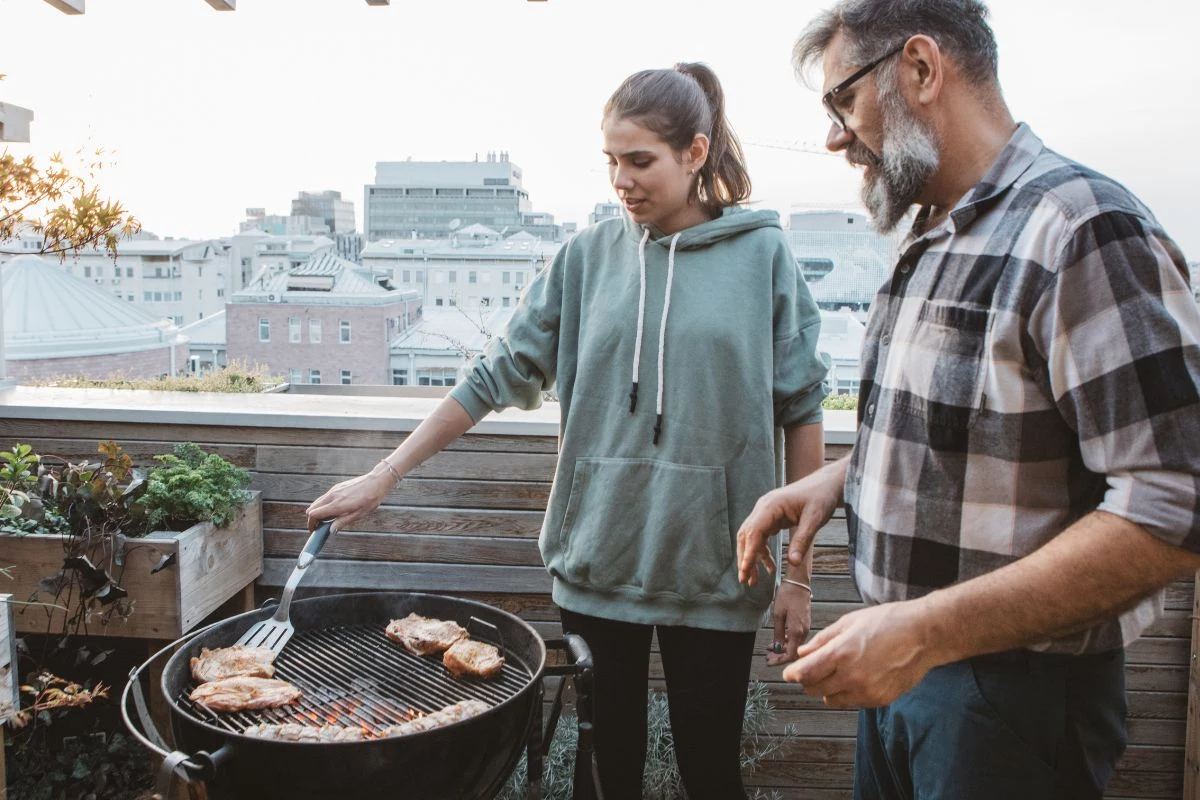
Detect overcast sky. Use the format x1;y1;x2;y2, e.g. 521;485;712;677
1;0;1196;259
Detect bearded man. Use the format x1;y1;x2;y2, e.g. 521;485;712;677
734;1;1200;798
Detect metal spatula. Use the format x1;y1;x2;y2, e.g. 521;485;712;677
235;519;336;655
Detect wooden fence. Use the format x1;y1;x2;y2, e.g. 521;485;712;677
0;391;1192;799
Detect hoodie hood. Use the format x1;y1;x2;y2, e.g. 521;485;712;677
623;205;782;251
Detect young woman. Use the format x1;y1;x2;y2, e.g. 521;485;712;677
306;62;828;799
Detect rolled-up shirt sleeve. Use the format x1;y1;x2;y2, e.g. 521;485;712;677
1036;209;1200;552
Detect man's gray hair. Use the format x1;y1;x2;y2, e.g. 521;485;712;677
793;0;999;89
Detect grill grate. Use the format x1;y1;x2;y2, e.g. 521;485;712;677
178;622;533;738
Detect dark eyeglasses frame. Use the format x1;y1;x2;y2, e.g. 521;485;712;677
822;42;906;131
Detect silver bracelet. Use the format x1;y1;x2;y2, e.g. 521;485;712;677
378;458;402;487
782;578;813;597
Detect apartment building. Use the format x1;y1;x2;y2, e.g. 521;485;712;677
227;252;420;386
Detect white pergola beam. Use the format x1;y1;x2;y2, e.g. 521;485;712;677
204;0;236;8
43;0;84;13
365;0;389;5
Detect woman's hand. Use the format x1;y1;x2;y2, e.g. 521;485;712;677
767;580;813;666
305;467;395;532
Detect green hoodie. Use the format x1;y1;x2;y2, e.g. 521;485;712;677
450;206;828;631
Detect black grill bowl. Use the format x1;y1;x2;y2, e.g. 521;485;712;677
159;592;546;800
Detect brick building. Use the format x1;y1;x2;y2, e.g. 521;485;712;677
227;253;420;386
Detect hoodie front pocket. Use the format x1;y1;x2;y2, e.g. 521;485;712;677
556;457;732;600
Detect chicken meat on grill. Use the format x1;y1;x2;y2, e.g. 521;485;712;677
242;722;366;742
188;676;302;712
189;645;277;684
379;699;490;737
442;640;505;679
385;613;468;656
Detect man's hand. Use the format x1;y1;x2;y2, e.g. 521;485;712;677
737;457;847;586
781;599;939;708
767;581;812;666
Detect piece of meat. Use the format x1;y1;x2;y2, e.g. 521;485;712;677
442;640;504;679
379;699;490;737
188;676;302;712
242;722;365;742
189;645;276;684
385;613;468;656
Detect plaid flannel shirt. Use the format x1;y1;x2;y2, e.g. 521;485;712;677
846;124;1200;654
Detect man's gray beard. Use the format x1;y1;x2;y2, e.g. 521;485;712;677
852;88;940;234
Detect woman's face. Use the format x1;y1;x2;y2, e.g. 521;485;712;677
602;116;707;235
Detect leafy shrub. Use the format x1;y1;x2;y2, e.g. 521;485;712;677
28;360;283;393
135;442;251;532
821;392;859;411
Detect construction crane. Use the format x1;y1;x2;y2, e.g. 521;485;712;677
743;138;838;158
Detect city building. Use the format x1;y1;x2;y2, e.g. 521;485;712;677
389;306;516;387
47;237;229;326
2;254;187;381
291;190;356;235
360;227;559;310
364;152;564;242
787;210;895;319
179;309;227;375
588;201;622;226
817;310;866;396
227;252;420;385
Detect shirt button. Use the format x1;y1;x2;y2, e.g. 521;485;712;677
899;264;910;275
867;403;876;417
881;333;891;346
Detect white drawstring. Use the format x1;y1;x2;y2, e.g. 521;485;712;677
629;227;651;413
653;233;681;444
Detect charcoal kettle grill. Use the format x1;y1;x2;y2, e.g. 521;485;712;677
123;591;600;799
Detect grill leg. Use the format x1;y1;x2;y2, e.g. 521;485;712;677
527;680;545;800
571;656;600;800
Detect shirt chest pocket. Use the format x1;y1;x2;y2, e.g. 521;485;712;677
889;302;990;431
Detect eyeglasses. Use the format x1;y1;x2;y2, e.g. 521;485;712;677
822;43;906;131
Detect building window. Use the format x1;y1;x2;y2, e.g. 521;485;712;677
289;316;301;343
448;297;456;307
415;269;424;282
402;270;411;283
198;266;203;278
259;318;270;342
416;368;457;387
468;271;477;284
113;266;121;277
84;266;92;277
198;289;204;300
502;271;511;284
309;369;321;384
435;298;444;307
143;291;152;301
391;369;408;386
502;297;511;307
173;315;184;325
217;288;225;297
174;291;183;301
448;271;457;284
289;368;301;384
126;266;134;277
340;370;352;385
309;318;322;343
339;320;351;343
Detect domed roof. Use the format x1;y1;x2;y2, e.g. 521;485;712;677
2;254;181;359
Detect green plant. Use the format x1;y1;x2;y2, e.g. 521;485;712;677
135;442;251;532
30;360;284;393
822;392;859;411
497;682;794;800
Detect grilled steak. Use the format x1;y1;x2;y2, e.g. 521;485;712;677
189;676;302;712
385;613;468;656
442;640;504;679
379;699;490;737
190;645;276;684
243;722;365;742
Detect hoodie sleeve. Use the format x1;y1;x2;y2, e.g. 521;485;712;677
448;242;567;423
772;239;830;428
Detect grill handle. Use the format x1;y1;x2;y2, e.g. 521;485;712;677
120;619;233;794
540;633;600;800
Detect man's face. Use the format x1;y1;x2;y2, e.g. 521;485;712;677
821;35;940;233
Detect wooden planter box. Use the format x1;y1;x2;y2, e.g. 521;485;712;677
2;491;262;640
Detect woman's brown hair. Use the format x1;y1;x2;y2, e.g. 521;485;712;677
604;62;751;216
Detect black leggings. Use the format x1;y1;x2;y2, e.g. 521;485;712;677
560;609;757;800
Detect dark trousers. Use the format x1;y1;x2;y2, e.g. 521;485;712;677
855;648;1127;800
559;608;757;800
